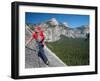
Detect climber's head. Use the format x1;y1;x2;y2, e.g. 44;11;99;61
34;26;41;33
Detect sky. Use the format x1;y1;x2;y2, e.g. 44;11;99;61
25;12;89;28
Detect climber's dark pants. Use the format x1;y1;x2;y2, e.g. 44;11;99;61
38;44;48;64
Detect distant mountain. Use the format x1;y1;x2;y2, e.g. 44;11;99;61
26;18;89;42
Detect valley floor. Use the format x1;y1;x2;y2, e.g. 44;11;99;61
47;35;89;66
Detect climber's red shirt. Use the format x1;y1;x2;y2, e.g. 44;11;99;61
32;31;45;44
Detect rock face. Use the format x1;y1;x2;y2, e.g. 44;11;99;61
27;18;89;42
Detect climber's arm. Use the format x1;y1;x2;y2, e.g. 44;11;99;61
26;36;33;46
